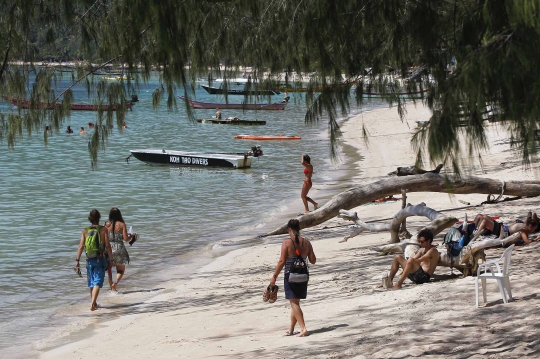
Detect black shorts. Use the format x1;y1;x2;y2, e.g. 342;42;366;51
407;266;431;284
487;221;501;236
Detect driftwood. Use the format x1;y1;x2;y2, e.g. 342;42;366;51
262;173;540;237
338;204;457;243
388;164;443;176
338;206;475;271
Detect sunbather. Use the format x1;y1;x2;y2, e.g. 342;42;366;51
472;212;539;244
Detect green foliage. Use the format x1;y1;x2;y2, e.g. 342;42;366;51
0;0;539;169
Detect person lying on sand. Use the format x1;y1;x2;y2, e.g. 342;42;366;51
472;212;539;244
382;229;440;290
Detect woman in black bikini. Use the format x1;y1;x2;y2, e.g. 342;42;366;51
269;219;316;337
301;154;318;213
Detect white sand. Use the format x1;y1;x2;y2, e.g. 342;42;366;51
41;103;540;359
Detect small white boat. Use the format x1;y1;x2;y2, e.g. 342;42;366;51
129;148;261;169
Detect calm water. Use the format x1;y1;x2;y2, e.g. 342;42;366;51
0;74;384;358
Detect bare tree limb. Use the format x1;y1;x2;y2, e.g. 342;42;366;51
261;173;540;237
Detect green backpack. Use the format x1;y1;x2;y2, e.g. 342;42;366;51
85;225;104;258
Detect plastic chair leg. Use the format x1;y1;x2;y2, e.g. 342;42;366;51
481;278;487;303
496;279;508;304
475;277;480;307
504;277;513;300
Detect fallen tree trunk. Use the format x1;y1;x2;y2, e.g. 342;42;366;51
338;206;457;243
262;173;540;237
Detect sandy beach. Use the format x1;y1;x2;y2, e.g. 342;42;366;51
41;103;540;359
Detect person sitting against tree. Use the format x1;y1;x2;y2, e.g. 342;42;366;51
383;229;440;289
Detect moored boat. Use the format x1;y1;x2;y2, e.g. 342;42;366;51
179;96;286;110
129;147;262;169
196;118;266;125
234;134;301;141
361;88;428;97
201;85;279;96
10;99;134;111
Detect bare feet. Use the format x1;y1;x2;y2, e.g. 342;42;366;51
285;330;298;336
303;210;310;214
111;283;117;292
390;283;403;290
297;329;309;337
91;303;97;311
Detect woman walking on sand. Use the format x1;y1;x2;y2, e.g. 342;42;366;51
269;219;316;337
301;154;318;213
104;207;134;291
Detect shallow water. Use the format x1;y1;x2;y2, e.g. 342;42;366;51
0;74;385;358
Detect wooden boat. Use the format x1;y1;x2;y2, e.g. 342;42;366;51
234;134;301;141
10;99;134;111
201;85;279;96
361;88;428;97
196;118;266;125
179;96;286;110
101;75;133;81
129;148;262;169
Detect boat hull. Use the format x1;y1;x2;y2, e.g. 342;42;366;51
234;135;301;141
179;96;286;110
130;149;253;169
196;119;266;125
201;85;279;96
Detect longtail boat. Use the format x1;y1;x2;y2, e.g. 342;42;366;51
234;134;301;141
361;88;429;97
201;85;279;96
10;99;134;111
179;96;286;110
196;118;266;125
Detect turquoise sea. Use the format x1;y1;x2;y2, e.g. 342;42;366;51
0;74;385;358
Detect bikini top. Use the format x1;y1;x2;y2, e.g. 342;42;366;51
304;168;308;175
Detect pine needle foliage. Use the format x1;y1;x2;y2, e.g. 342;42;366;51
0;0;539;169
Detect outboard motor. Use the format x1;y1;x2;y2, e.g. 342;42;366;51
251;145;263;157
131;94;139;103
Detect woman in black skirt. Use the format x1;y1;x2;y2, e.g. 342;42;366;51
269;219;316;337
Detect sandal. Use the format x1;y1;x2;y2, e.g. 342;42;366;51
129;233;139;246
268;285;279;303
263;285;271;302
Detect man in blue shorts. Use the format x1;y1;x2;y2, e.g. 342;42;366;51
75;209;114;311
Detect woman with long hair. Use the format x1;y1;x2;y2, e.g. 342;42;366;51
104;207;133;291
301;154;318;213
269;219;316;337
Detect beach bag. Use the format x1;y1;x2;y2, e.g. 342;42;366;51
288;238;309;283
85;225;104;258
444;227;464;257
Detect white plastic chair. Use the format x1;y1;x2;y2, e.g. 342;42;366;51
475;244;515;307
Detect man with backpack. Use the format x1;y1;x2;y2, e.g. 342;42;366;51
384;229;440;289
75;209;114;311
